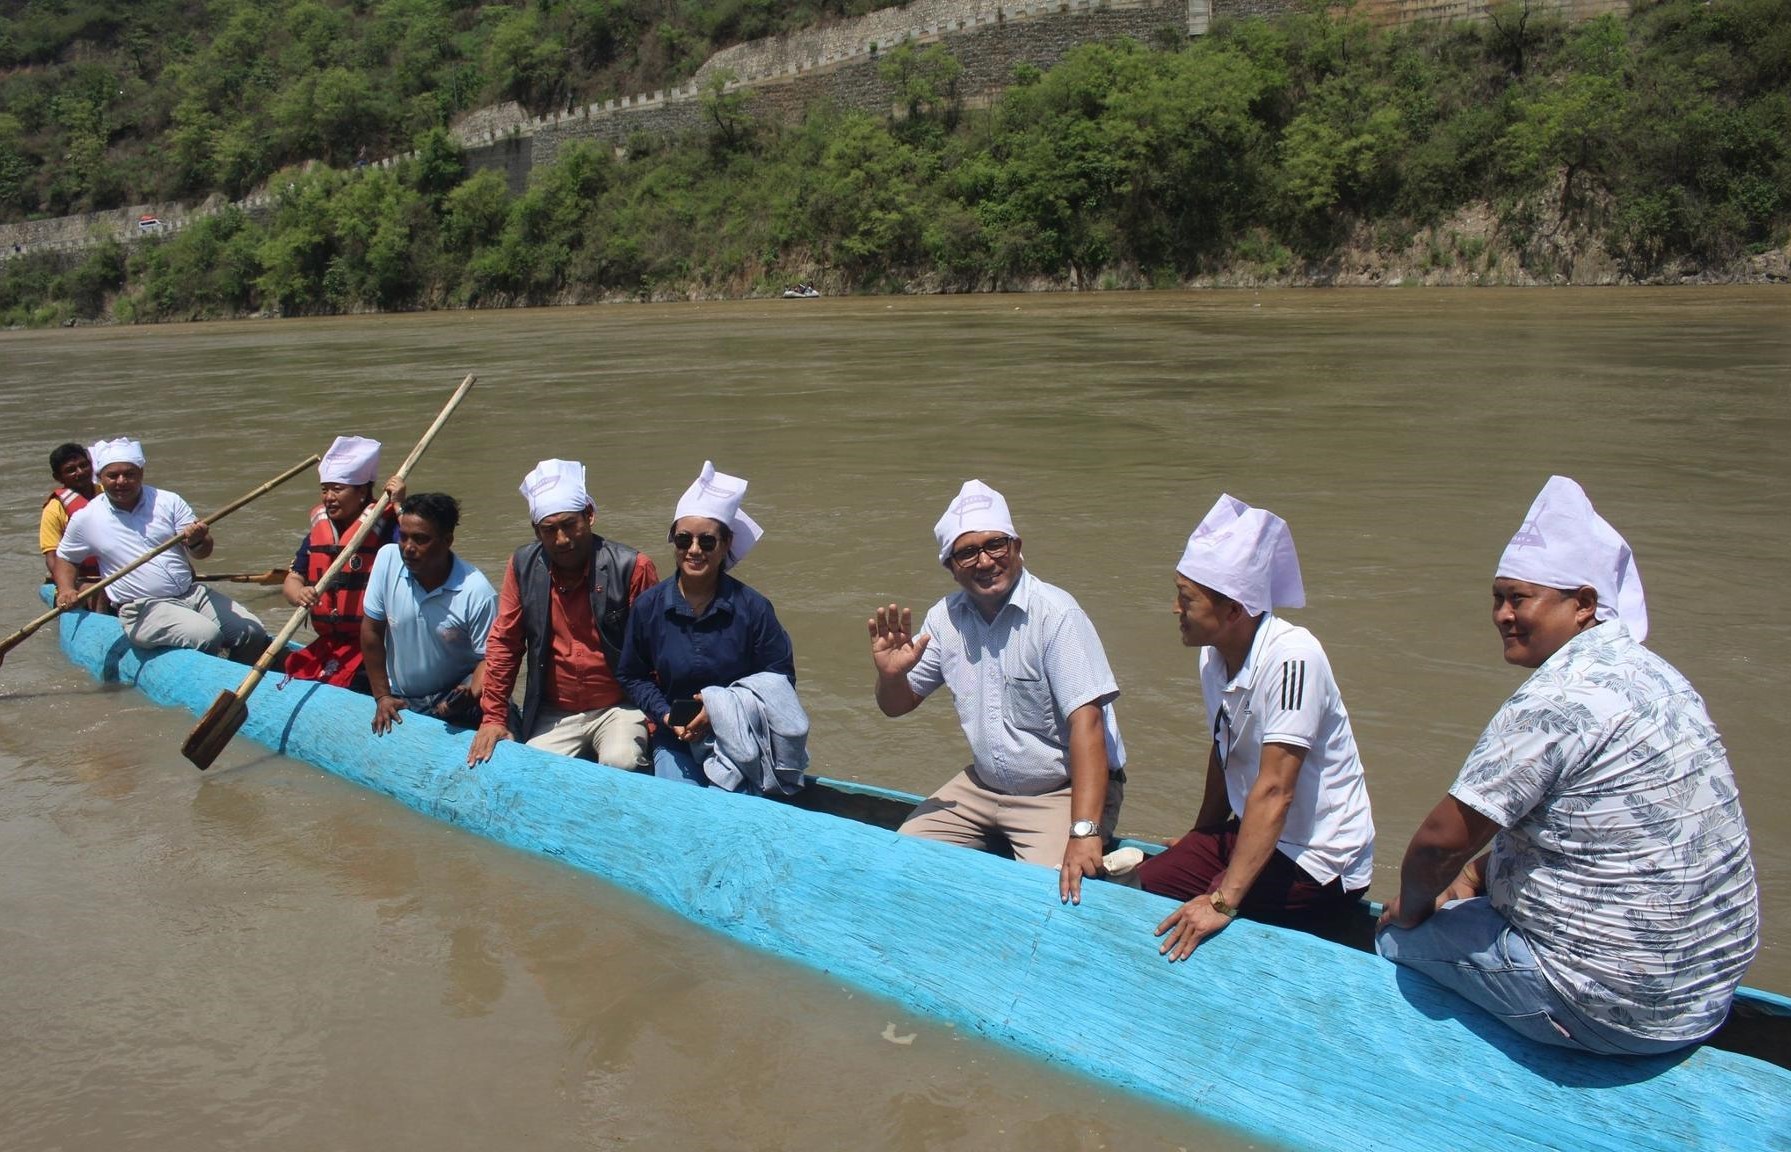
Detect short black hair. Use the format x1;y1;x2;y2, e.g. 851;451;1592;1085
400;492;461;536
49;442;88;475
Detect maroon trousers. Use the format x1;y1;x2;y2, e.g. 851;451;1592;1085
1136;818;1364;930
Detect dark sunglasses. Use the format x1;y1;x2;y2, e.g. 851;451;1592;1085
949;535;1013;567
672;531;721;554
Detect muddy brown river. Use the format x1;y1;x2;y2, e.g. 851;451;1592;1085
2;288;1785;1149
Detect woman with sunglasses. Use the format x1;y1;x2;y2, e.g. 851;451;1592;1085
616;461;797;787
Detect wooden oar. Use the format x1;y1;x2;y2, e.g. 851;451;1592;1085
0;455;321;669
182;372;477;770
196;569;290;586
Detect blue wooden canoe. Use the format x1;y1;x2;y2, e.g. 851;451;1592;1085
45;594;1791;1152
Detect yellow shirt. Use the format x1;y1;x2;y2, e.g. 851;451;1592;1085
39;496;71;554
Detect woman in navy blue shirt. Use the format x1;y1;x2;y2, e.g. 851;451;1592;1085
617;462;795;785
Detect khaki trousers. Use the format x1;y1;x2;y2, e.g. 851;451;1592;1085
525;703;649;771
899;767;1124;867
118;584;267;656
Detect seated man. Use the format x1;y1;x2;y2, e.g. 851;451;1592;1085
360;493;497;733
1378;476;1759;1055
869;479;1124;905
467;460;657;769
1140;495;1375;960
40;442;99;582
281;435;402;689
52;437;269;659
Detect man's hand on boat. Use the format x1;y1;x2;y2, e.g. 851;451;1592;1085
1059;834;1103;905
372;693;406;734
467;722;511;766
1155;894;1236;961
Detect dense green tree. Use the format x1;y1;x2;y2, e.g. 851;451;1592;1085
5;0;1789;325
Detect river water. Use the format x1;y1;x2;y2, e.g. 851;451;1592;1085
1;289;1786;1149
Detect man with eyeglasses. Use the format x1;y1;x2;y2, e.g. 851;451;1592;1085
1139;494;1374;962
468;459;659;769
869;479;1125;905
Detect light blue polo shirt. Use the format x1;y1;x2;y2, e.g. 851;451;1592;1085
362;543;497;700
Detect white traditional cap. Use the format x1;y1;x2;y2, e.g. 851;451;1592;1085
933;479;1018;564
519;459;593;525
318;435;381;485
89;438;146;472
1496;475;1647;642
674;460;763;565
1175;493;1305;618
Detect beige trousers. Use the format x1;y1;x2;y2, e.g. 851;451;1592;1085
524;703;649;771
898;767;1124;867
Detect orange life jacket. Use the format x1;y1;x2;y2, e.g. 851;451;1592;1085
45;487;100;578
282;506;386;687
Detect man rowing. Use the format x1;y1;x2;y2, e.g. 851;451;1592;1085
1377;476;1759;1055
281;436;403;689
869;479;1125;905
1138;495;1375;960
361;493;497;733
39;442;99;582
52;438;271;660
467;460;658;769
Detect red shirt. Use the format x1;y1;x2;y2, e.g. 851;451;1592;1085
481;550;659;726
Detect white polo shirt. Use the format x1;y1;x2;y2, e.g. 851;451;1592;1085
55;485;198;606
908;568;1125;796
1198;613;1375;890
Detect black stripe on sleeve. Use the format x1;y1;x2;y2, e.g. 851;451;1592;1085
1277;659;1307;711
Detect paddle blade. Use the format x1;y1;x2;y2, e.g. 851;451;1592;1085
182;691;249;771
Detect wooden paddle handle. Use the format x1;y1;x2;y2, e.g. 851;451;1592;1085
233;373;478;699
0;453;321;659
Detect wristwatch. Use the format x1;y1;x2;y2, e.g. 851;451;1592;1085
1069;819;1100;839
1209;892;1240;919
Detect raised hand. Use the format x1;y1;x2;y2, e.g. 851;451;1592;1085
868;603;930;679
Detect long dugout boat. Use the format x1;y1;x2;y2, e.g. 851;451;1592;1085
45;593;1791;1152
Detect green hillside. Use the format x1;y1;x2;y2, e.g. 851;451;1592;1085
0;0;886;219
2;0;1788;323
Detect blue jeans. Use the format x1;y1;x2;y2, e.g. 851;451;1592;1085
651;737;710;786
1376;898;1690;1056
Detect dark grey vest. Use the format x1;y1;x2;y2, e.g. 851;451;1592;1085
511;537;641;739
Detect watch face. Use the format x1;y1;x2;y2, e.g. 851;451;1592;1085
1070;820;1099;838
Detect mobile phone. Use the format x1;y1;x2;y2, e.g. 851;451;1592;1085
667;698;702;727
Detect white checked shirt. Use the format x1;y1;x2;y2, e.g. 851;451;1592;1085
908;568;1124;796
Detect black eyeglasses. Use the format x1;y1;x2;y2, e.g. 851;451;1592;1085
948;535;1013;567
672;531;721;554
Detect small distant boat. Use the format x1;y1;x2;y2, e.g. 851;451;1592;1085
41;590;1791;1151
782;284;821;299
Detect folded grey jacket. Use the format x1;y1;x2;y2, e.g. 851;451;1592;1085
700;671;809;795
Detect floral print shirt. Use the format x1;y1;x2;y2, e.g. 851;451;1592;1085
1452;624;1759;1042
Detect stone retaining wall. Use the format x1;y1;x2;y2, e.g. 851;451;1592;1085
480;0;1190;169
